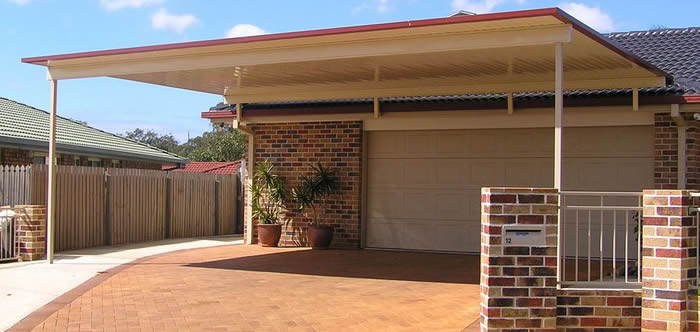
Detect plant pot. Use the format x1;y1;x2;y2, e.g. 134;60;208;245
308;225;334;249
257;223;282;247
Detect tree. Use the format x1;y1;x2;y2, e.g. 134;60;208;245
121;127;246;162
122;129;179;153
184;129;246;162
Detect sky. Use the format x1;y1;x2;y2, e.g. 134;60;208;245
1;0;698;142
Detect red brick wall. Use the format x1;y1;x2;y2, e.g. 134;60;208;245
1;147;167;170
556;290;641;330
0;148;32;165
687;118;700;190
122;160;164;170
480;187;559;331
655;113;679;189
245;121;362;248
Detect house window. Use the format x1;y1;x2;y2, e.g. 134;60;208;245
31;156;46;165
87;158;102;167
31;152;47;165
112;160;121;168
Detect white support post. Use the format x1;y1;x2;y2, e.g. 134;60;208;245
245;134;254;244
47;79;58;264
554;43;563;190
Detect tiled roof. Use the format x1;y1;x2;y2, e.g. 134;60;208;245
170;161;241;174
606;27;700;93
0;97;186;164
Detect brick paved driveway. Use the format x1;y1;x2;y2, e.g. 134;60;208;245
18;245;480;331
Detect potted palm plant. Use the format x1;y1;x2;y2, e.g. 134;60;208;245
292;162;339;249
250;160;287;247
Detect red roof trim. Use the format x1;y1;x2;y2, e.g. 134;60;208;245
201;111;236;119
22;8;554;64
684;95;700;103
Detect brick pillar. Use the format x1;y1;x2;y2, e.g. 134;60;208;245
480;187;559;331
14;205;46;261
642;190;697;331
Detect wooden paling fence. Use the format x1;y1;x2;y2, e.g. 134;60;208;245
2;165;238;251
0;165;31;207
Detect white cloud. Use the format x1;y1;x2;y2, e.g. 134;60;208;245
99;0;164;11
451;0;505;13
8;0;32;5
353;0;392;14
225;24;266;38
151;8;197;34
376;0;389;13
559;2;615;32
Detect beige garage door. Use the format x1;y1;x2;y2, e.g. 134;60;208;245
366;126;654;253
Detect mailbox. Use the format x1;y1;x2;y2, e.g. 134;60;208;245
502;225;546;246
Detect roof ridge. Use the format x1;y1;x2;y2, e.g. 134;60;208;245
0;96;186;162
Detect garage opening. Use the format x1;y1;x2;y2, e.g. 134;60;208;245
365;126;654;253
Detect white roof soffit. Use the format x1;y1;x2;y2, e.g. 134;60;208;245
24;8;669;103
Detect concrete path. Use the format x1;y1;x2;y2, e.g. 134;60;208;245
0;235;242;331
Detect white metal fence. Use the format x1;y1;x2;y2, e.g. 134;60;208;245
558;191;643;289
0;207;18;262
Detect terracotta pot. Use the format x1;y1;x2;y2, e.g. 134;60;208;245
257;223;282;247
308;225;334;249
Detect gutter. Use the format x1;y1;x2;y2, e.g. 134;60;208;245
0;136;186;165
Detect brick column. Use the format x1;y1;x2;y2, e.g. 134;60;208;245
480;187;559;331
13;205;46;261
642;190;697;331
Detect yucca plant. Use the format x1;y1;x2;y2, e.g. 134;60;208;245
250;160;287;224
292;162;339;226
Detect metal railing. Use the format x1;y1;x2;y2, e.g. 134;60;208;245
558;191;643;289
0;208;18;262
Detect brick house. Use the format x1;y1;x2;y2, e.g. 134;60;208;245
20;8;700;331
0;97;186;169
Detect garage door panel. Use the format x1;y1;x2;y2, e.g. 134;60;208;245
368;159;403;186
367;127;653;253
470;161;505;185
368;190;403;219
435;192;470;220
436;160;468;187
437;132;469;154
403;159;436;186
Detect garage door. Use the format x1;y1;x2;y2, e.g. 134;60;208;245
366;126;654;253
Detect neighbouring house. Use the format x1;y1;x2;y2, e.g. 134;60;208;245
0;97;186;169
20;8;700;331
163;161;241;174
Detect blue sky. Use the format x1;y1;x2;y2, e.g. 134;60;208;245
1;0;698;142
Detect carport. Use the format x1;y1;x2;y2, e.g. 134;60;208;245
22;8;669;260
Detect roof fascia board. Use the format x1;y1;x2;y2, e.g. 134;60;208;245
0;136;185;164
45;25;573;81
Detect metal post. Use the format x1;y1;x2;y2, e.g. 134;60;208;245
47;79;58;264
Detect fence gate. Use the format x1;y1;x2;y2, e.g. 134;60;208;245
0;208;18;262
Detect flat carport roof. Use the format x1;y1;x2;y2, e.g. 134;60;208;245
21;7;671;262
